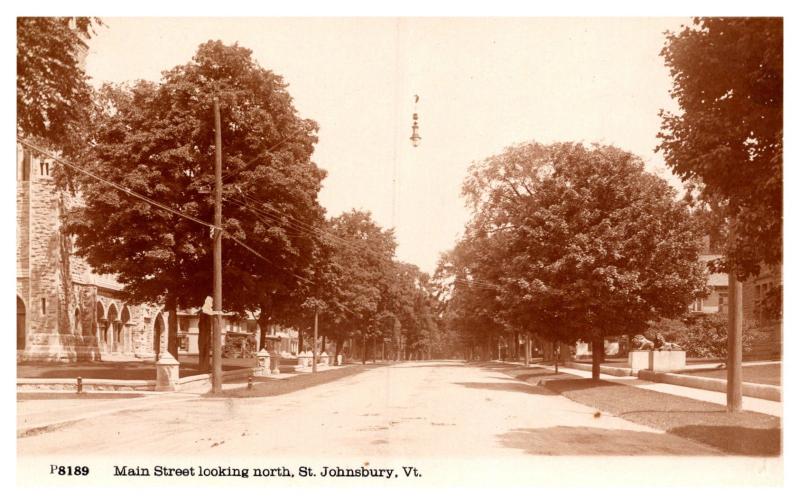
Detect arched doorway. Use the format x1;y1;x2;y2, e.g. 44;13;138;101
17;296;26;350
153;312;165;358
95;302;106;353
107;304;119;353
74;307;82;336
121;305;131;354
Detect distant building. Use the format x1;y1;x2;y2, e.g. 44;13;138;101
691;254;729;314
16;144;300;362
177;310;298;357
690;245;782;360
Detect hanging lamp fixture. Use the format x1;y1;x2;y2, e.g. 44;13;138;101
409;94;421;147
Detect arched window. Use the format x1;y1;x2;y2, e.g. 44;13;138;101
107;304;119;351
17;296;26;350
153;312;165;357
74;307;82;336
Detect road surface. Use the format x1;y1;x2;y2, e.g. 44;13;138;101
18;360;721;458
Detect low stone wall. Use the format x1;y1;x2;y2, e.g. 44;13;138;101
177;367;255;391
17;377;155;392
637;369;782;402
565;361;634;377
17;368;255;393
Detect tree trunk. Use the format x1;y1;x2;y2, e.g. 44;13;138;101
559;341;571;363
591;338;603;380
524;334;530;366
727;267;743;411
258;308;269;351
198;312;211;372
298;328;304;354
554;343;559;374
542;339;554;361
166;295;178;358
362;334;367;365
322;333;326;354
334;338;343;365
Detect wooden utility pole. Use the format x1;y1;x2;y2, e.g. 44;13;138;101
524;334;530;366
312;305;318;373
211;97;223;394
727;221;743;411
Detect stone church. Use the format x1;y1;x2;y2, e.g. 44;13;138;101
16;143;168;362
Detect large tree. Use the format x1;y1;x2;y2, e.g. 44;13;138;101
17;17;101;151
387;261;440;361
435;240;509;361
315;210;396;362
657;17;782;277
460;141;708;379
66;41;324;360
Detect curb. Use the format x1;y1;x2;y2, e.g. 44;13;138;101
16;393;199;438
565;361;634;377
637;369;782;402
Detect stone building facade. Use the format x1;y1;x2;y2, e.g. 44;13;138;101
16;144;168;362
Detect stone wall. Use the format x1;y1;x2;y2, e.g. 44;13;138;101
17;147;160;362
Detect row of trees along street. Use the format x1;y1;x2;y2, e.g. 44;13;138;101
434;18;782;410
17;20;445;370
17;18;782;408
435;142;709;379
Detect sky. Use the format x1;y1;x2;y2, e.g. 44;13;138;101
83;17;690;273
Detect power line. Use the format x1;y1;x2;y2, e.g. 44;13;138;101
17;138;310;286
229;192;502;292
19;137;219;232
220;125;312;182
19;139;372;317
228;192;393;263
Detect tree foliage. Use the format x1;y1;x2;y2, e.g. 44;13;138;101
17;17;102;151
441;141;708;377
66;41;324;357
657;17;782;278
314;210;396;359
308;211;443;362
645;314;764;358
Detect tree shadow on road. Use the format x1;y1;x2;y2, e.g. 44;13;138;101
209;364;385;399
498;426;723;456
542;378;782;456
666;425;781;456
454;381;555;395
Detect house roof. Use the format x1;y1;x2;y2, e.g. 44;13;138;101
708;272;728;287
699;254;728;287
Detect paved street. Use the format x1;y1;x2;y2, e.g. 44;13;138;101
19;361;724;458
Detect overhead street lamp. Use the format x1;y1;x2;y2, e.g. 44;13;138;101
409;94;421;147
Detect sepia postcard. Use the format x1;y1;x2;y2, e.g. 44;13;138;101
12;10;789;493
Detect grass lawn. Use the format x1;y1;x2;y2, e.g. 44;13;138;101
543;378;781;456
213;363;385;398
681;363;781;386
17;355;255;380
477;362;781;456
572;357;726;368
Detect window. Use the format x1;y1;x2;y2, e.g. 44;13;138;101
691;298;703;312
40;161;50;177
41;298;46;315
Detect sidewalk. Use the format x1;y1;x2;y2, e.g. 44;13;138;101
530;362;782;417
17;392;201;438
17;363;358;438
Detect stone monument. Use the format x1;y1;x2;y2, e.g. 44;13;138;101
155;351;180;391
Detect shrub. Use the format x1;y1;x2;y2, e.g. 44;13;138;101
643;314;764;358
